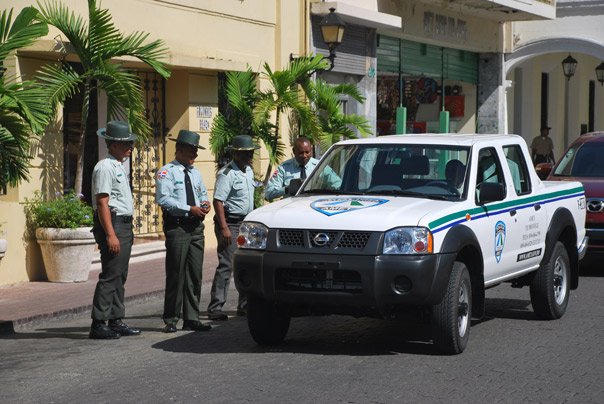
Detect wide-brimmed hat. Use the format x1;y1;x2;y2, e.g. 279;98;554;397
97;120;137;142
229;135;260;151
541;125;551;131
169;129;206;149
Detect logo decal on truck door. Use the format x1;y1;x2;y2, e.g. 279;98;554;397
495;221;506;263
311;197;388;216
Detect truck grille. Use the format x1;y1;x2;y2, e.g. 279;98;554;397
275;268;362;293
277;229;372;250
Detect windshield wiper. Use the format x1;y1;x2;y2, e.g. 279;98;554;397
299;189;364;195
364;189;458;200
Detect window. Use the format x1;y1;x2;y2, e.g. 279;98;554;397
503;145;531;195
476;148;505;202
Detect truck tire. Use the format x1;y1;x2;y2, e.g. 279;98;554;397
431;261;472;355
247;297;290;345
530;241;570;320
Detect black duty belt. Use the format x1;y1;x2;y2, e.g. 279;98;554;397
164;215;201;227
116;215;133;223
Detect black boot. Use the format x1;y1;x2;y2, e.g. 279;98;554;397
108;319;141;336
89;320;120;340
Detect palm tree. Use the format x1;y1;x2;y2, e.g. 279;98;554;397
36;0;170;195
0;7;51;188
308;79;372;152
254;55;328;184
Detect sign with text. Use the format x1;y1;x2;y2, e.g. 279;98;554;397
188;105;217;133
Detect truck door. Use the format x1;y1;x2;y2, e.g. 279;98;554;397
502;144;547;270
472;147;519;283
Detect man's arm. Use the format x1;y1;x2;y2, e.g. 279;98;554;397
264;165;286;202
96;194;120;255
213;199;231;248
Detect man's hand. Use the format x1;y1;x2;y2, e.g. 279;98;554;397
189;206;205;218
219;226;232;249
106;233;120;255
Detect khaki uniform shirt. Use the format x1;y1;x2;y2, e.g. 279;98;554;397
213;161;255;216
531;135;554;156
91;155;133;216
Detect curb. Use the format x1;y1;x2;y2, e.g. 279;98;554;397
1;288;166;335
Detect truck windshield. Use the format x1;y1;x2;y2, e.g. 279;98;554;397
300;143;471;200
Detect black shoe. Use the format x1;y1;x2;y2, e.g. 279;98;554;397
182;320;212;331
163;324;177;333
89;322;120;340
208;311;228;321
236;309;247;317
108;319;141;336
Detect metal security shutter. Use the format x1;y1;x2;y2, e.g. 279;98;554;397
444;48;478;84
377;36;478;83
376;35;399;73
312;16;368;76
401;40;441;78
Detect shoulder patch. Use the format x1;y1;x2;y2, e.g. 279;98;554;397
157;170;168;180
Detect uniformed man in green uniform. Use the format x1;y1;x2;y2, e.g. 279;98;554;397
207;135;259;321
89;121;141;340
156;130;212;333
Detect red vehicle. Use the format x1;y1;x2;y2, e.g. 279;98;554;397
537;132;604;257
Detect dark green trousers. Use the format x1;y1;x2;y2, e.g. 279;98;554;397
163;221;205;325
91;217;133;321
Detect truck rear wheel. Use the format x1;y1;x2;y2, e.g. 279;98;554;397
432;261;472;355
530;241;570;320
247;297;290;345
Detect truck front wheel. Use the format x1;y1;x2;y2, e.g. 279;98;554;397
530;241;570;320
431;261;472;355
247;297;290;345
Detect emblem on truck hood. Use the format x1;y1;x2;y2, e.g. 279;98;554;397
310;197;389;216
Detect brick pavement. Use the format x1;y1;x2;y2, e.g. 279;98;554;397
0;242;218;331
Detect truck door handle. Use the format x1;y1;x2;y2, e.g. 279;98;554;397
510;209;517;217
534;204;541;211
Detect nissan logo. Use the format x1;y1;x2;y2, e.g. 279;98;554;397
587;199;604;213
313;233;330;247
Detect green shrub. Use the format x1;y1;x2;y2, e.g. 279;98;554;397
26;191;94;229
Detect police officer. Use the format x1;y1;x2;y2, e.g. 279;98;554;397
89;121;141;340
207;135;259;321
265;137;317;202
156;130;212;333
531;126;555;165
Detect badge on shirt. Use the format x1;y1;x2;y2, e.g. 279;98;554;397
157;170;168;180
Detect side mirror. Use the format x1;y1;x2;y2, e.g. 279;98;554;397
288;178;303;196
535;162;553;180
478;182;505;205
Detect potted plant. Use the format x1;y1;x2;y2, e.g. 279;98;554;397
26;191;95;282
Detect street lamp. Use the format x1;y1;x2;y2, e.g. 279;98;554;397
595;62;604;86
562;54;578;148
319;7;346;71
562;54;578;80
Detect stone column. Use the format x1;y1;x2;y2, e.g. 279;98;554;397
477;53;506;134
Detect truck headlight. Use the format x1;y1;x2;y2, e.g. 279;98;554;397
383;227;433;254
237;222;268;250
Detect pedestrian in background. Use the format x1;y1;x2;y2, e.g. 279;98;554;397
531;126;555;165
89;121;141;340
264;137;317;202
156;130;212;333
207;135;259;321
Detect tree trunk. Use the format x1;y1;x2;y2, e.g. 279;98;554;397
263;108;281;186
73;81;91;195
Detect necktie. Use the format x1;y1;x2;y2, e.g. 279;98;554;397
300;164;306;179
183;169;195;206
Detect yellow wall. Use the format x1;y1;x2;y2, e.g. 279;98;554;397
0;0;304;285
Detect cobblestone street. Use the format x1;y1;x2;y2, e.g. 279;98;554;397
1;262;603;403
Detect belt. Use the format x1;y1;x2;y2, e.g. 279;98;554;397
226;215;245;224
164;215;201;227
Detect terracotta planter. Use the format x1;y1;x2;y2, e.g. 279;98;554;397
35;227;95;282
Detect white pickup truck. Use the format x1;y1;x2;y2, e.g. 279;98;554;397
233;134;587;354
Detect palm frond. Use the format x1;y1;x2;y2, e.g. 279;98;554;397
37;1;90;63
0;7;48;61
0;118;32;187
36;62;83;111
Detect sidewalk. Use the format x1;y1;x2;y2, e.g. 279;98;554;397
0;241;218;334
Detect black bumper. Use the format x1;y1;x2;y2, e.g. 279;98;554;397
233;249;456;316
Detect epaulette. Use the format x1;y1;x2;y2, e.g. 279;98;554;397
222;166;232;175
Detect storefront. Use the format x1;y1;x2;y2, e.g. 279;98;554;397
376;36;478;135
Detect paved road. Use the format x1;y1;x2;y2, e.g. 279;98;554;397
1;262;603;403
